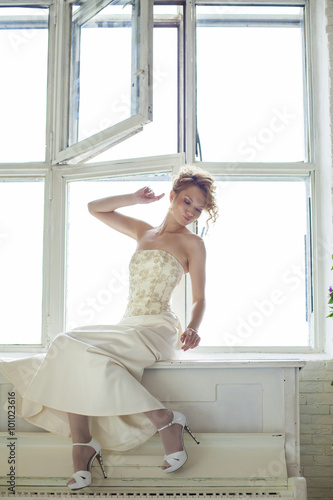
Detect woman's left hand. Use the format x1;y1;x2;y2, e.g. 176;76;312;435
180;328;201;351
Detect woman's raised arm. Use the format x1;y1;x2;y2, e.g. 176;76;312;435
87;187;165;240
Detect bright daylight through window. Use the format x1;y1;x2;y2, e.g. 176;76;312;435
0;6;48;162
197;177;311;347
66;175;172;330
196;5;306;162
0;1;314;351
0;180;45;344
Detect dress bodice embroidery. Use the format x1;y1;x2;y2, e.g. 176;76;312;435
123;249;184;317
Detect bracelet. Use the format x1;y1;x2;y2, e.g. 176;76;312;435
187;327;198;334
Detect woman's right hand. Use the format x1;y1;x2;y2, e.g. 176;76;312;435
135;187;165;204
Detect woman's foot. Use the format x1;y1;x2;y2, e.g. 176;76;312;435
67;439;95;487
66;414;107;489
159;419;184;470
144;409;187;471
67;437;107;489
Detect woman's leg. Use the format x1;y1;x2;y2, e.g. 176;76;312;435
144;409;184;470
67;412;94;485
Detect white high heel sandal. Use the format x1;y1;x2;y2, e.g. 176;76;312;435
67;437;107;490
157;411;200;473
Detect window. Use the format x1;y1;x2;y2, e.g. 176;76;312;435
0;6;49;162
196;5;307;162
197;175;312;348
0;0;324;354
0;2;49;349
191;3;314;350
55;0;154;164
88;5;182;162
65;173;172;330
0;179;45;345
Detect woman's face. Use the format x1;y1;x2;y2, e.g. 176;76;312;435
170;185;207;226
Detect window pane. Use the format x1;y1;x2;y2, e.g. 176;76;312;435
0;7;48;162
65;174;172;330
196;6;306;162
197;178;310;347
0;180;44;344
88;24;179;162
70;0;141;146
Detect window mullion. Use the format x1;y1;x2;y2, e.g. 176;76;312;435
52;0;72;160
178;5;185;154
0;0;53;5
42;168;54;349
196;16;303;27
194;0;306;5
303;0;314;163
45;2;57;164
194;161;316;177
185;0;196;163
69;15;81;147
47;167;68;338
54;152;186;181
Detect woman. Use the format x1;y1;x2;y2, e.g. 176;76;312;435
0;166;218;491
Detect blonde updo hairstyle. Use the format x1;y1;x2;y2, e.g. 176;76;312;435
172;165;219;231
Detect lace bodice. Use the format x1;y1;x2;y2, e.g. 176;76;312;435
123;249;184;317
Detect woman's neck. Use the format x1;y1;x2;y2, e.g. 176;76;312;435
155;212;186;235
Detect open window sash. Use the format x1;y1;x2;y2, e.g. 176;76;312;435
55;0;153;165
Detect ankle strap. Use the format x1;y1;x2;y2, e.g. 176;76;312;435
157;421;173;432
73;437;94;447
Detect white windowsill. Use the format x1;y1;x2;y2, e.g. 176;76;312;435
0;349;330;366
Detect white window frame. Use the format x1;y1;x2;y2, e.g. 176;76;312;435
191;164;316;354
0;165;52;352
51;153;186;336
0;0;54;352
183;0;323;354
53;0;154;165
186;0;314;163
0;0;331;357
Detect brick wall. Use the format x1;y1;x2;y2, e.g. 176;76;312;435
299;2;333;499
300;361;333;499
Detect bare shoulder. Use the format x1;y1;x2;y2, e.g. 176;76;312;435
185;232;206;261
135;219;154;236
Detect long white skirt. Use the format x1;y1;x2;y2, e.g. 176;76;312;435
0;312;181;451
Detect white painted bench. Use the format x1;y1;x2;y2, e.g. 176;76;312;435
0;359;307;498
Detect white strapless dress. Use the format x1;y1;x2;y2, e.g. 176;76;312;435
0;249;184;451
